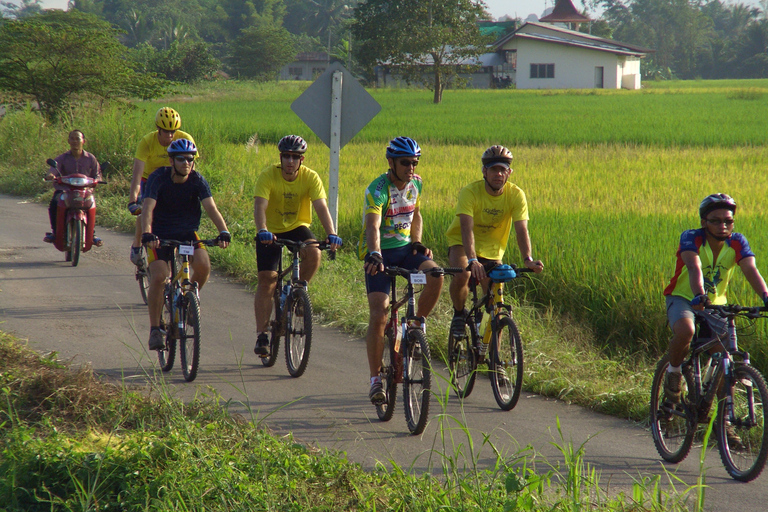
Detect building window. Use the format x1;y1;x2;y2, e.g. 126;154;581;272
289;67;303;78
312;67;326;77
530;63;554;79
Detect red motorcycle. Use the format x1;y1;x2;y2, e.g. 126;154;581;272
45;158;107;266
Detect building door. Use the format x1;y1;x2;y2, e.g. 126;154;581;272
594;66;604;88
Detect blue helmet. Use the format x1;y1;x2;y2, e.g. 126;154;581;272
386;136;421;158
167;138;197;156
699;193;736;219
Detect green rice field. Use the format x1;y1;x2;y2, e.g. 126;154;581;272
3;79;768;408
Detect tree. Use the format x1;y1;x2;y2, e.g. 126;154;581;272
228;17;295;79
1;0;43;19
132;39;220;82
0;11;166;120
353;0;492;103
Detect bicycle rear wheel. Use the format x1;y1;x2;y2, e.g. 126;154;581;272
158;291;176;372
261;291;280;367
403;329;431;435
716;363;768;481
136;249;150;305
490;316;523;411
448;318;477;399
285;288;313;377
650;355;695;463
376;325;398;421
179;291;201;382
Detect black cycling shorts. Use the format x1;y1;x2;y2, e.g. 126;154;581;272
256;225;315;272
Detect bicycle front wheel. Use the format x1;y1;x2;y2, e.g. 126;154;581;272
376;325;398;422
490;316;523;411
448;319;477;399
136;249;150;305
403;329;431;435
158;292;176;372
284;287;313;378
716;363;768;481
650;355;695;463
179;291;201;382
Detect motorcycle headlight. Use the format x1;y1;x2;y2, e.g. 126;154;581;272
64;177;89;187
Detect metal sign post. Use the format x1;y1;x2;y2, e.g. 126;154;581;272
291;62;381;229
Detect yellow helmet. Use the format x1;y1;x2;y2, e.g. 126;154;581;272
155;107;181;131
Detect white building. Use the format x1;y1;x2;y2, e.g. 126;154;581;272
495;22;651;90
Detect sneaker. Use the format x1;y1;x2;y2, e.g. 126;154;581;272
450;311;467;339
92;236;103;247
664;371;682;404
43;232;55;243
369;380;386;404
148;328;166;351
254;333;270;356
724;422;745;451
130;246;143;266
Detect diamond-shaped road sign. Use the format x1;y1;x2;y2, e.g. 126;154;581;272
291;62;381;149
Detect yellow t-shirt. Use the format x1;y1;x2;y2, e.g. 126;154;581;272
445;180;529;261
135;130;195;179
254;164;326;233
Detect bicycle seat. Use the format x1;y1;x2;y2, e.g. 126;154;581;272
488;264;517;283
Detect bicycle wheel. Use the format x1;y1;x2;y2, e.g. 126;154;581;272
179;291;201;382
448;318;477;399
490;316;524;411
136;249;150;305
69;219;82;267
157;291;176;372
376;325;398;421
650;355;695;463
284;287;313;378
261;291;280;367
403;329;431;435
716;364;768;481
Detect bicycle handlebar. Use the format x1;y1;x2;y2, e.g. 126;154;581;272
157;238;219;248
272;238;337;260
703;303;768;319
384;266;464;278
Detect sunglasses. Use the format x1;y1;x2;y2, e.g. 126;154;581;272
174;156;195;163
281;153;303;161
399;159;419;168
706;218;734;226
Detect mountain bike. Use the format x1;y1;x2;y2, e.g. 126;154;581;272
650;303;768;482
155;238;218;382
375;265;462;435
447;264;533;411
259;238;335;378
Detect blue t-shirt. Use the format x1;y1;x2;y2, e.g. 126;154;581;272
145;167;212;239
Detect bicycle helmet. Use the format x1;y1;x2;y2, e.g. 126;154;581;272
167;138;197;156
699;193;736;219
277;135;307;154
155;107;181;131
488;264;517;282
386;136;421;158
482;145;513;167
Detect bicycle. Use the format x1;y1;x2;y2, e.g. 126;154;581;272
650;303;768;482
375;265;461;435
154;238;218;382
447;264;533;411
259;238;335;378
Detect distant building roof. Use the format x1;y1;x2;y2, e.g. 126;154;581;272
538;0;590;23
495;22;653;55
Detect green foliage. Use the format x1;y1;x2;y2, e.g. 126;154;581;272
353;0;492;103
0;11;168;120
132;39;220;83
228;17;296;80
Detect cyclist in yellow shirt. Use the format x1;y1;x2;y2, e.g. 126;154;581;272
128;107;195;265
446;145;544;337
252;135;342;356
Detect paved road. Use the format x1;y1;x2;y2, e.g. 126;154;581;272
0;194;765;508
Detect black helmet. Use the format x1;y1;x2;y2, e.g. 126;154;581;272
481;145;513;167
699;193;737;219
277;135;307;154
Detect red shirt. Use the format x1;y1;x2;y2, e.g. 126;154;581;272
50;150;101;191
